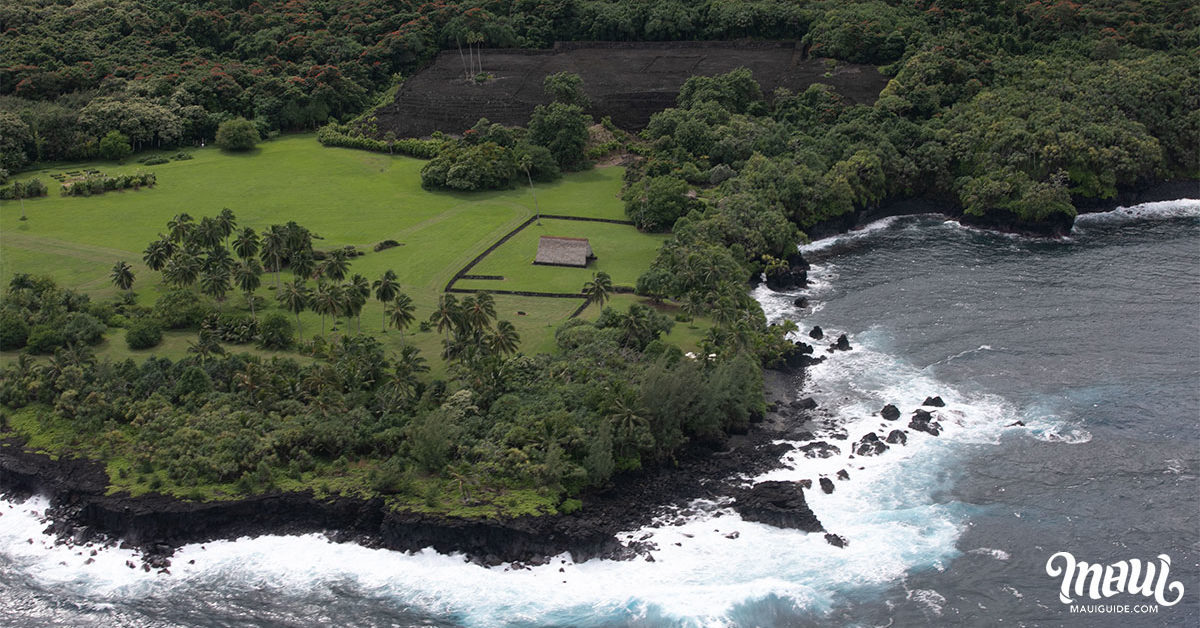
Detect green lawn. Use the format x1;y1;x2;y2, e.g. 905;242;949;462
453;218;669;294
0;135;674;369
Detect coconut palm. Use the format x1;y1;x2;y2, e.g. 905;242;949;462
167;213;194;244
311;282;343;338
608;396;648;459
200;266;231;309
386;293;416;343
320;249;350;283
142;236;175;271
278;278;310;340
290;249;315;281
233;226;259;261
430;294;459;341
489;320;520;356
518;153;541;225
373;270;400;331
195;216;223;249
109;260;135;293
260;226;286;288
347;274;371;334
583;271;613;308
234;259;263;319
462;292;496;332
164;250;201;287
216;208;237;246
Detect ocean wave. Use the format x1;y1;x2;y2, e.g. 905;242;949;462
1072;198;1200;229
799;215;931;254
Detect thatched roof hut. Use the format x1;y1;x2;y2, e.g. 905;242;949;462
534;236;595;267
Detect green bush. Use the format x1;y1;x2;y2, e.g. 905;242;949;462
62;312;106;345
257;312;294;350
98;130;132;161
316;123;441;158
126;318;164;350
26;324;66;354
0;312;29;350
153;290;213;329
215;118;260;151
141;156;170;165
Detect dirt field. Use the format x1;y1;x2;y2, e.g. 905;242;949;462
374;41;889;137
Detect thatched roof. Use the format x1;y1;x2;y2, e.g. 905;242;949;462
534;236;594;267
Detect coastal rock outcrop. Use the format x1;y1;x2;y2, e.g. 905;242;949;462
885;430;907;445
799;441;841;459
922;396;945;407
880;404;901;421
809;326;824;340
908;410;943;436
854;432;889;456
732;481;823;532
819;478;835;494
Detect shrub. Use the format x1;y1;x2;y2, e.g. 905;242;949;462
142;156;169;165
202;312;258;344
125;318;163;350
62;312;106;345
316;123;441;158
257;312;294;349
0;312;29;350
374;240;401;252
26;324;66;354
215;118;260;151
154;290;213;329
528;102;591;171
172;152;194;161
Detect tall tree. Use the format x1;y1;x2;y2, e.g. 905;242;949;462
164;250;201;287
260;226;286;288
234;259;263;320
373;269;400;331
386;293;416;344
430;294;459;342
233;226;259;261
110;260;135;293
311;282;342;337
142;236;175;271
278;279;310;340
216;208;237;246
583;271;613;309
489;320;520;356
200;267;231;310
167;213;194;244
347;274;370;334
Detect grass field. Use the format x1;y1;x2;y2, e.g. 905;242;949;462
0;135;694;369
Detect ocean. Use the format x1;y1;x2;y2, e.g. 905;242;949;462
2;199;1197;627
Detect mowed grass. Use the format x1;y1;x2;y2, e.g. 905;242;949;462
0;135;670;370
454;219;669;293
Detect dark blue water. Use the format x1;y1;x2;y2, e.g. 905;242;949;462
1;201;1197;626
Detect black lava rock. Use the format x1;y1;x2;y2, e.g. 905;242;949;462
922;396;946;407
885;430;907;445
834;334;851;351
732;481;824;532
881;404;901;421
908;410;943;436
854;432;889;456
836;470;850;481
809;326;824;340
793;296;809;308
790;397;818;410
819;477;835;494
799;441;841;459
824;533;848;548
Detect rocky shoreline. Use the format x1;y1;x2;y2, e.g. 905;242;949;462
0;367;825;568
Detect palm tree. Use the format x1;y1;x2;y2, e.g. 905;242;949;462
110;260;135;293
386;293;416;343
233;227;259;261
278;279;311;340
164;250;201;287
682;293;704;328
518;153;541;225
216;208;237;246
583;271;613;308
320;249;350;283
311;282;342;338
167;213;194;244
290;250;315;281
260;226;286;288
142;236;175;271
608;396;647;460
347;274;370;334
195;216;223;249
373;270;400;331
489;320;520;356
203;246;236;276
234;259;263;319
462;292;496;332
430;294;459;342
200;266;231;309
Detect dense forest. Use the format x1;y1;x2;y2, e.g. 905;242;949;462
1;0;1196;516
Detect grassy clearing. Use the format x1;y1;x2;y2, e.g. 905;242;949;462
454;218;669;294
0;135;672;369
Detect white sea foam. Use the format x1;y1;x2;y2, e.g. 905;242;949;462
968;547;1011;561
1072;198;1200;229
799;215;916;254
